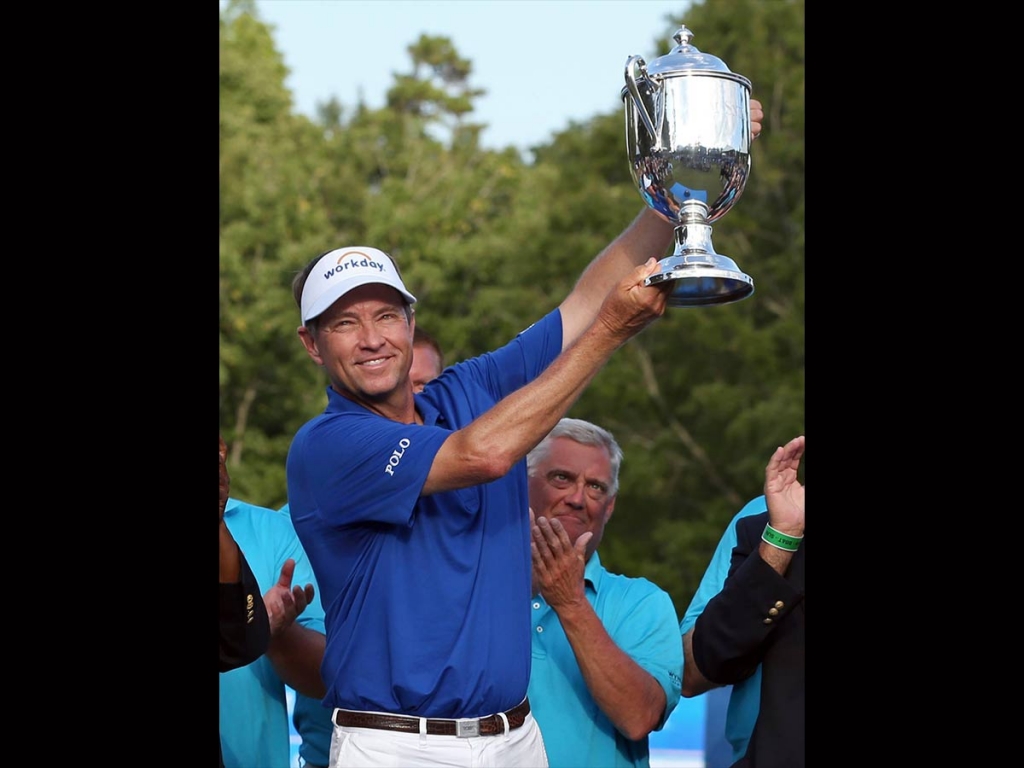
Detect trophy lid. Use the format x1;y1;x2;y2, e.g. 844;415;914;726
645;25;751;86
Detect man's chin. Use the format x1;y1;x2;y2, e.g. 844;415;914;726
336;372;403;403
361;375;406;402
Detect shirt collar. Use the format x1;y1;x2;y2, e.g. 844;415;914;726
323;384;442;426
583;550;605;591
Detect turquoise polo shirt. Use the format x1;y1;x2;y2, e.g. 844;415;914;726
220;499;329;768
528;551;683;768
279;503;333;768
680;495;766;762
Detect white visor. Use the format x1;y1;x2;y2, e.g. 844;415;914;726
300;246;417;324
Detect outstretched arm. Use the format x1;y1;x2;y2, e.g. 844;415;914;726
558;210;675;350
424;259;671;495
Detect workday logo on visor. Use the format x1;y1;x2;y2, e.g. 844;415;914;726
301;246;417;324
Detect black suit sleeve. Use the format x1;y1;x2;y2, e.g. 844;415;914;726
691;512;803;684
219;552;270;672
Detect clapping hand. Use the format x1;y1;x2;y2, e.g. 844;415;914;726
263;558;316;636
531;508;590;610
764;435;804;537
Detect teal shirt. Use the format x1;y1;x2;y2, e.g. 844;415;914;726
680;496;765;762
528;551;683;768
220;499;329;768
279;504;333;767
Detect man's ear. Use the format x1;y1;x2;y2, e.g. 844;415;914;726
297;325;323;366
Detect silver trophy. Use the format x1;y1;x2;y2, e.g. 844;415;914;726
623;25;754;307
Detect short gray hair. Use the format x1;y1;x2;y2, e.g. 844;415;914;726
527;418;623;496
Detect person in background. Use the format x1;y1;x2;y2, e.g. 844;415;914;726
290;680;333;768
679;496;767;763
411;325;445;393
688;436;805;768
219;434;271;768
220;435;330;768
278;502;343;768
527;418;682;768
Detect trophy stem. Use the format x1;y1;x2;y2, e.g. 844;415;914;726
644;200;754;307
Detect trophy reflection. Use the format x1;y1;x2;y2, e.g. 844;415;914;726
623;25;754;307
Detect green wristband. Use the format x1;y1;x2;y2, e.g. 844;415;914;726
761;523;802;552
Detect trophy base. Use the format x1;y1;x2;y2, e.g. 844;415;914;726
645;261;754;307
641;206;754;307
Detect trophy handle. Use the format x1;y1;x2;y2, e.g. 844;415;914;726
624;56;658;140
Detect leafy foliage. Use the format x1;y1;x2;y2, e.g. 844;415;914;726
219;0;805;615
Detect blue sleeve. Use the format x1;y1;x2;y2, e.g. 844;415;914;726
292;414;451;528
602;579;684;729
445;308;563;400
679;496;766;634
633;587;684;729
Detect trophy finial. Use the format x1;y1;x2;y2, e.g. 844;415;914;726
673;25;694;47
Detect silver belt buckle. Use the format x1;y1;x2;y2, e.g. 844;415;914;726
455;718;480;738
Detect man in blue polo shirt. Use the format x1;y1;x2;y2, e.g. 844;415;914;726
526;418;682;768
680;495;767;764
284;205;682;766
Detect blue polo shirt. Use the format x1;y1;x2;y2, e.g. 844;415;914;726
287;309;563;719
528;551;683;768
219;499;328;768
680;495;766;762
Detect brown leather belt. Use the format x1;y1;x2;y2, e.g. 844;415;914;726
333;697;530;738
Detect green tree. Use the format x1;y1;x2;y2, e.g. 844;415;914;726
218;0;805;617
220;0;345;505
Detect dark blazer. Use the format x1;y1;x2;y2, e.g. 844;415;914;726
219;554;270;672
219;553;271;768
691;511;805;768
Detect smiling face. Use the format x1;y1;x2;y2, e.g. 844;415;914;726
527;435;617;562
298;282;415;412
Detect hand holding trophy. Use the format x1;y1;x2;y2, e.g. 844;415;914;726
623;25;754;307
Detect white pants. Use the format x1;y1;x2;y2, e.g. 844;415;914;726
328;711;549;768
